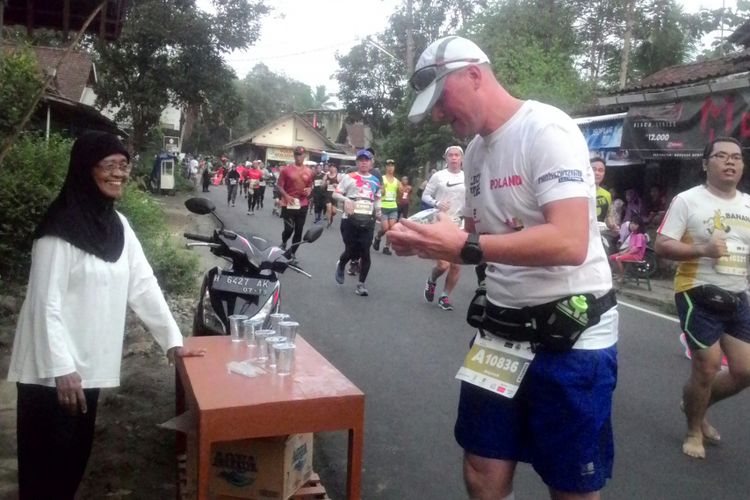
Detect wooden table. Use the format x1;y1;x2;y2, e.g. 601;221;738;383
175;335;365;500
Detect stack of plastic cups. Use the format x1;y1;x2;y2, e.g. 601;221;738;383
228;314;249;342
269;313;290;334
278;321;299;346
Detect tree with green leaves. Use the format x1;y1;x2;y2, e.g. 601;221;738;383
334;39;405;138
230;63;315;137
93;0;269;152
0;48;44;144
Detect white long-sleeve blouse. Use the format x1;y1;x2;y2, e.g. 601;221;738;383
7;213;183;388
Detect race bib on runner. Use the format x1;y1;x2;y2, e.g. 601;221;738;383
314;179;323;187
385;191;396;202
287;197;301;210
327;184;335;192
229;179;237;185
715;240;749;276
353;199;373;215
455;333;535;399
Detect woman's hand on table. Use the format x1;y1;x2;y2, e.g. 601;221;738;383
167;346;207;365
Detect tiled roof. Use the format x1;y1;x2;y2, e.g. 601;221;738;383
33;46;95;102
3;44;95;102
618;49;750;92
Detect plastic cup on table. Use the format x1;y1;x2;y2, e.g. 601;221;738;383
228;314;249;342
278;321;300;346
243;318;264;347
254;329;276;361
273;343;295;375
264;335;289;368
269;313;290;334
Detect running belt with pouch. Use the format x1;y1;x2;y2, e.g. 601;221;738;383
467;289;617;352
685;285;744;314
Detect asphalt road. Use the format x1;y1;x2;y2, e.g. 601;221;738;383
193;186;750;499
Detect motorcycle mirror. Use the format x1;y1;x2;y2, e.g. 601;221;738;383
303;225;324;243
185;197;216;215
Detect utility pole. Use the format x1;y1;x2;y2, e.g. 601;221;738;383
618;0;636;90
406;0;414;75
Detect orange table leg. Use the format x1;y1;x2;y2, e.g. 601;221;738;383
197;428;212;500
347;425;364;500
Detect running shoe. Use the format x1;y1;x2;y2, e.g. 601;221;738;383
335;261;345;284
383;247;392;255
372;237;381;251
355;283;369;296
348;261;359;276
438;295;454;311
424;278;436;303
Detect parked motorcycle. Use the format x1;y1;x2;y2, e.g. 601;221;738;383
183;197;323;336
598;222;658;279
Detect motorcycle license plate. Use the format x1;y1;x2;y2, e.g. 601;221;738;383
212;275;273;296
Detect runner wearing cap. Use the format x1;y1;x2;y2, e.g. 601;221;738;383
420;146;465;310
372;159;400;255
277;146;314;262
333;149;382;296
387;36;618;500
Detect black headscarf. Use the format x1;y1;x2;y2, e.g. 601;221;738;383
34;131;130;262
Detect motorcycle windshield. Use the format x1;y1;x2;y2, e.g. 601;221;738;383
232;233;266;268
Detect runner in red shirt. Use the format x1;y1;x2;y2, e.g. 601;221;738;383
245;163;263;215
277;146;314;262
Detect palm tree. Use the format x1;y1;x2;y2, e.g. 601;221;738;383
311;85;336;109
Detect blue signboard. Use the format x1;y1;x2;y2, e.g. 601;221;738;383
580;120;623;150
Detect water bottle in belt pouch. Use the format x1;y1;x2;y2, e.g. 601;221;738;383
534;294;599;352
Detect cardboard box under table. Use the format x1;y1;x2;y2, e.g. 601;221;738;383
175;335;365;500
209;433;312;499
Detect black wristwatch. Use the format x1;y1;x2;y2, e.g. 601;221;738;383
460;233;483;265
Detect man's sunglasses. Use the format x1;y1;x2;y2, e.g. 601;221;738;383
408;58;482;92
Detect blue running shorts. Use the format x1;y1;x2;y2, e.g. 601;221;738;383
676;291;750;351
454;345;617;493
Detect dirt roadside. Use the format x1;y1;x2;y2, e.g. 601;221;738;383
0;190;212;500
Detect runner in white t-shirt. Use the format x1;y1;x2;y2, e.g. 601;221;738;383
420;146;466;310
388;36;618;500
656;136;750;460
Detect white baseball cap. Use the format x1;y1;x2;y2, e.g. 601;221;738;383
408;36;490;124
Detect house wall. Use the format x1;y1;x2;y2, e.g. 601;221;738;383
293;120;329;150
254;120;295;146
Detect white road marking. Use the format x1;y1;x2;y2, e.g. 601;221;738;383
618;300;679;323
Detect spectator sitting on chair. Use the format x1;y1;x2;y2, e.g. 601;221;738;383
609;215;646;284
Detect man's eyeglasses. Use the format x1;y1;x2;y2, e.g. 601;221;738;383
709;152;744;163
97;161;132;173
409;58;481;92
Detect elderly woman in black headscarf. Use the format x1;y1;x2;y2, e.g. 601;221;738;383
6;131;204;500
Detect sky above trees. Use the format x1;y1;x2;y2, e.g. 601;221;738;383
205;0;737;99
